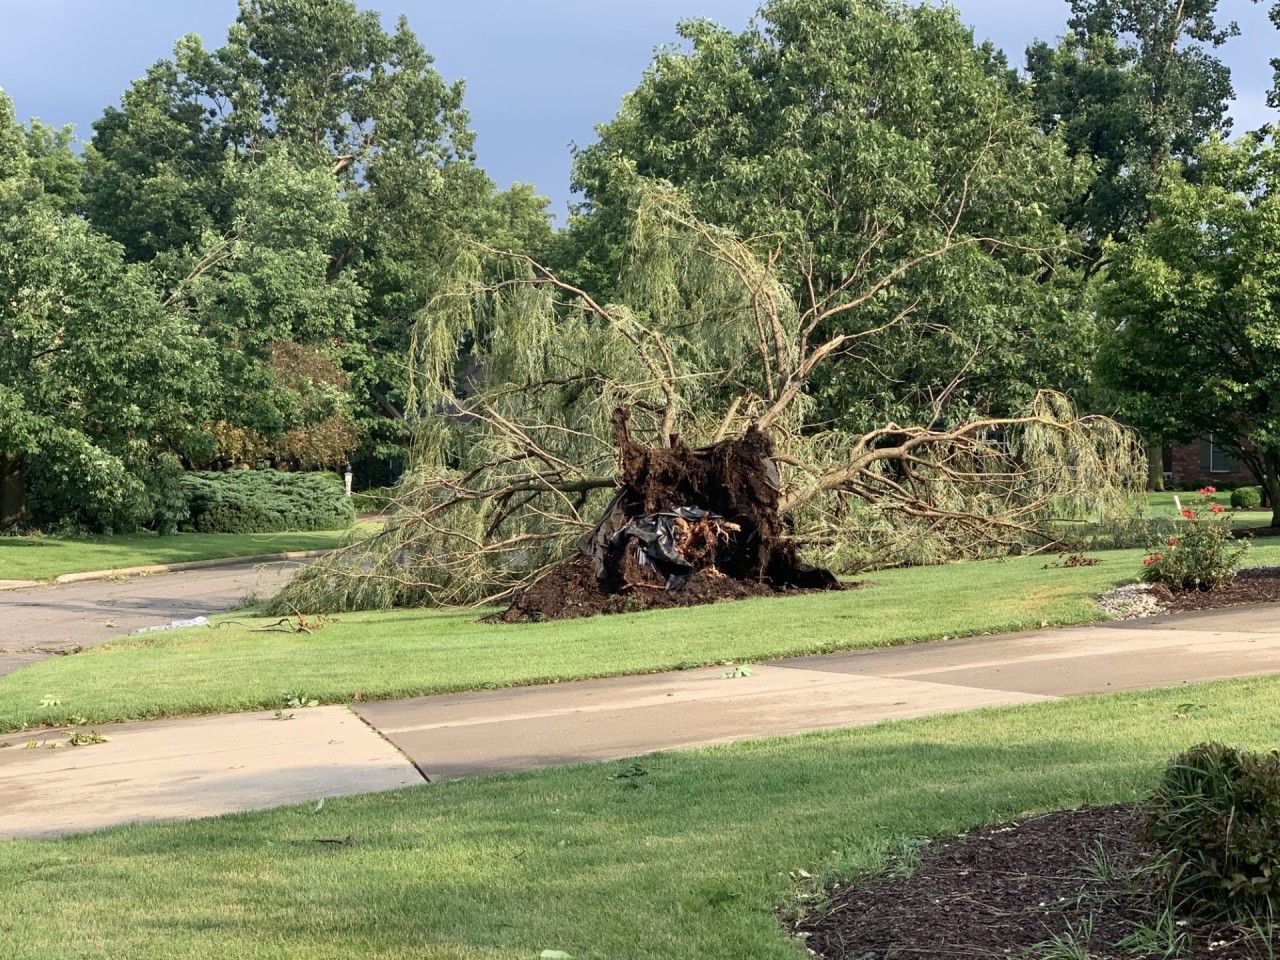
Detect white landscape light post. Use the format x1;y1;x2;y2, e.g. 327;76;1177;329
344;462;353;496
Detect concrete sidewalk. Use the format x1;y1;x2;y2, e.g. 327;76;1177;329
355;603;1280;779
2;603;1278;838
0;707;422;837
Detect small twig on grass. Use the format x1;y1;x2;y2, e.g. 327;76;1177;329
220;608;335;634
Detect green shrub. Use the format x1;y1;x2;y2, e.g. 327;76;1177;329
350;486;395;514
1145;742;1280;921
1231;486;1264;510
26;434;191;535
1140;489;1246;590
180;470;354;534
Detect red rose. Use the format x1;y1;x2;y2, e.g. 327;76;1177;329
1143;553;1162;566
1199;485;1217;495
1181;508;1197;520
1210;503;1225;513
1166;536;1180;546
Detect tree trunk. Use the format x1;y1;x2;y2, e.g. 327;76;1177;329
1;452;26;528
1146;436;1165;492
1264;459;1280;530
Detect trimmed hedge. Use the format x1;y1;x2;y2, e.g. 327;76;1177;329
180;470;355;534
350;485;395;514
1231;486;1264;510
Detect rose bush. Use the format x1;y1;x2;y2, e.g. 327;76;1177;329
1140;488;1247;590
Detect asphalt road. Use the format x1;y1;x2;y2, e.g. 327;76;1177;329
0;562;304;677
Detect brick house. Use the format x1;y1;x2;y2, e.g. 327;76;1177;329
1163;435;1255;488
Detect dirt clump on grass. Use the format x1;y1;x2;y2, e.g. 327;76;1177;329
490;554;786;622
795;804;1279;960
495;407;841;623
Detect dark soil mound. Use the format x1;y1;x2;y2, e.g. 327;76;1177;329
492;555;808;623
495;407;841;622
1159;566;1280;613
796;805;1278;959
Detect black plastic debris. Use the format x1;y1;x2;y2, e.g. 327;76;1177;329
610;506;726;590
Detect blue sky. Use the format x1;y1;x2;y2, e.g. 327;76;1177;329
0;0;1275;221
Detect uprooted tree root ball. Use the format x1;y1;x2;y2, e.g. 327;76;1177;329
494;408;841;622
490;555;782;622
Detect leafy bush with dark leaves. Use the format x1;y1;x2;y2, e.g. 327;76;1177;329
180;470;354;534
26;444;190;535
1145;742;1280;921
1232;486;1264;510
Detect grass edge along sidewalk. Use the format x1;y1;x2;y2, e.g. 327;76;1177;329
2;675;1280;959
7;545;1280;732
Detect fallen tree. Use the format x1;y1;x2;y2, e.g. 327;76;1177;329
269;183;1143;616
496;406;841;622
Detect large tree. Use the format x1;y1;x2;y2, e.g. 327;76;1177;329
1026;0;1237;267
1027;0;1237;263
82;0;549;464
1266;0;1280;109
0;91;210;530
1099;136;1280;526
564;0;1096;434
273;186;1141;612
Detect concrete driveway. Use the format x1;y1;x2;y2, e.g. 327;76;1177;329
0;561;303;676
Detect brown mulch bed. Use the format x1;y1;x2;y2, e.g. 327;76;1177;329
796;805;1278;960
1157;566;1280;614
1235;526;1280;539
489;554;842;623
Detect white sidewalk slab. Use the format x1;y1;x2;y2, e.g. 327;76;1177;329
0;706;422;837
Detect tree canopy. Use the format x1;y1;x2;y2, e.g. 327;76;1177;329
81;0;551;466
1026;0;1238;269
0;89;211;530
1100;136;1280;524
565;0;1098;433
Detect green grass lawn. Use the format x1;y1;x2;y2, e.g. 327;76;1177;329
2;675;1279;959
0;528;364;582
1144;489;1274;529
5;544;1280;733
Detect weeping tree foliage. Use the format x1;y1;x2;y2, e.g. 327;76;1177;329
272;183;1143;613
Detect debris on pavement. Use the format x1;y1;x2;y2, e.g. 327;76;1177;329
129;615;209;635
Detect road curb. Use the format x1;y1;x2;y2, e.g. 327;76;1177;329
0;550;332;589
53;549;330;584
